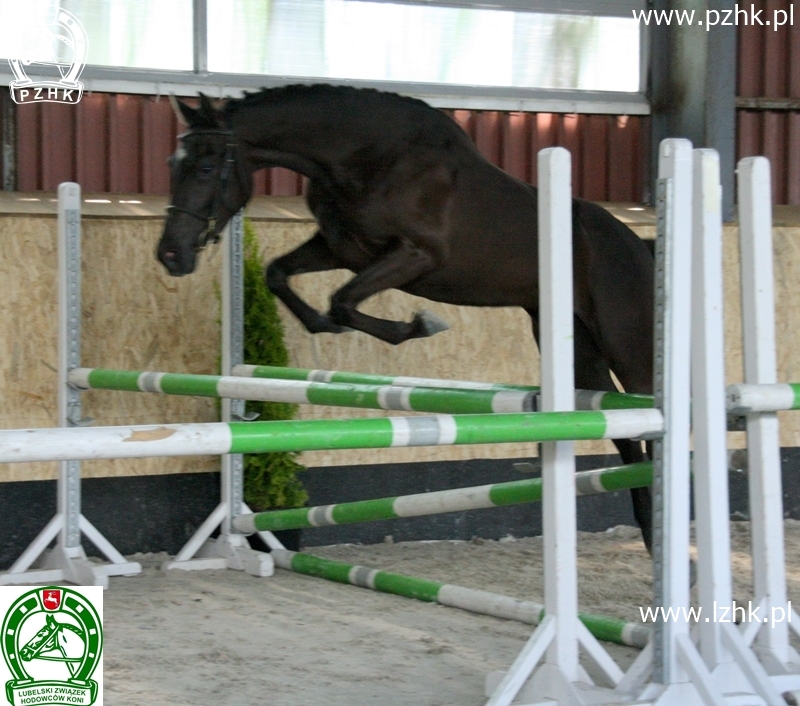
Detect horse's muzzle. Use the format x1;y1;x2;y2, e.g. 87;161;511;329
157;242;197;276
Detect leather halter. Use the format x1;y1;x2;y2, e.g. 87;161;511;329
166;129;240;252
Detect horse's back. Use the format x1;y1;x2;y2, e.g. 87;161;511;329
571;199;654;306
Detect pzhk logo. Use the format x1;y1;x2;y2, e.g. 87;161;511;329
8;9;87;105
2;587;103;706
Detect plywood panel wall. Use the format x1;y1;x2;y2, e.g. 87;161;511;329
2;211;800;482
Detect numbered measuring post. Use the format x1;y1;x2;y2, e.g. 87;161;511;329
58;182;83;553
1;183;141;587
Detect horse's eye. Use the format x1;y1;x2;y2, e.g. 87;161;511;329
199;165;214;176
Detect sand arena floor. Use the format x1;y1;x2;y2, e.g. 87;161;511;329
100;521;800;706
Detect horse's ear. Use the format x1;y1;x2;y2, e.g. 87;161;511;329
168;93;222;129
197;92;225;128
169;94;197;128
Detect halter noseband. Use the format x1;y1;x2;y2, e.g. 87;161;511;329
166;129;239;252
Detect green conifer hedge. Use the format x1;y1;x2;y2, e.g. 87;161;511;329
241;219;307;511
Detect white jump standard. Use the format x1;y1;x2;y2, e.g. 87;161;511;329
736;157;800;691
0;183;141;588
685;150;782;706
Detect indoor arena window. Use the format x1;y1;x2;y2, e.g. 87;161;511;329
207;0;641;93
0;0;193;71
0;0;648;113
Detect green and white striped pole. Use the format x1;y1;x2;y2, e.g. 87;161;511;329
235;364;654;411
234;462;653;534
238;365;653;410
69;366;654;412
271;549;651;649
233;363;533;391
0;409;664;464
68;367;539;414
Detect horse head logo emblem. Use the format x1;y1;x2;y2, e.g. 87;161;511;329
7;8;88;105
1;587;102;706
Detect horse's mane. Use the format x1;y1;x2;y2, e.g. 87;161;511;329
223;84;434;116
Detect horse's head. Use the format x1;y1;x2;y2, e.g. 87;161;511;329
157;94;252;276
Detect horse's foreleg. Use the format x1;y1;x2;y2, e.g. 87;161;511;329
265;232;350;334
328;240;448;345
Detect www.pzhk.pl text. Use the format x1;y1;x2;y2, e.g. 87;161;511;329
633;4;794;30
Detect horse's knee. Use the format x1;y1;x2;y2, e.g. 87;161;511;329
265;261;286;292
329;301;350;326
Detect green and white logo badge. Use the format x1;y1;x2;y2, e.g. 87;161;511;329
1;587;102;706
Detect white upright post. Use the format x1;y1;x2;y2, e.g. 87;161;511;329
164;212;273;576
632;139;725;706
539;145;579;681
737;157;800;688
690;151;780;706
0;182;141;587
486;147;625;706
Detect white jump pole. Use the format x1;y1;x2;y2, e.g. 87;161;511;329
0;182;141;587
690;150;782;705
737;157;800;688
164;212;275;576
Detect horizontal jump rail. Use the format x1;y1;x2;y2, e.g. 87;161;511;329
69;367;539;414
235;364;654;411
271;549;651;650
0;409;664;463
234;462;653;534
726;383;800;414
70;366;655;412
233;363;538;391
235;365;758;423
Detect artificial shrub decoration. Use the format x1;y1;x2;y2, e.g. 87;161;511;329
241;219;308;511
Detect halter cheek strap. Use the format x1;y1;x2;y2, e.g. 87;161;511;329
166;130;243;252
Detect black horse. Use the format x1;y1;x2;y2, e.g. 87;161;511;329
158;85;655;550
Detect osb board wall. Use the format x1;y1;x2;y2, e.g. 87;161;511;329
0;215;222;482
1;211;799;482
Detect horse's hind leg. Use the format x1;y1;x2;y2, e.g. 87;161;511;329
266;231;350;334
528;310;652;553
572;319;653;553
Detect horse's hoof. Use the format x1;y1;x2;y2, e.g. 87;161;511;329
413;310;449;337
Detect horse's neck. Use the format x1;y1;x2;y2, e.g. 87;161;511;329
234;99;376;168
245;146;332;186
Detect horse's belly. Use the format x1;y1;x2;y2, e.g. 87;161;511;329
402;264;537;308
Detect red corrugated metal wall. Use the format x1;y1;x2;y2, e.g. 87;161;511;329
14;93;648;202
737;0;800;204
